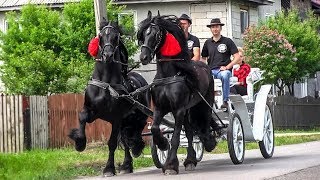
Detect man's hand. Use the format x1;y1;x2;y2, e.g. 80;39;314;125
220;66;228;71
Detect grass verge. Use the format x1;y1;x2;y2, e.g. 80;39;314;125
1;133;320;179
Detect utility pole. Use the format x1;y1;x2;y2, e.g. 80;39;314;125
93;0;107;35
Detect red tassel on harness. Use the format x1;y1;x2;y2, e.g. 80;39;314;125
88;36;99;57
160;33;181;57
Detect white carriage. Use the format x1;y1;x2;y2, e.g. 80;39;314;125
150;67;275;167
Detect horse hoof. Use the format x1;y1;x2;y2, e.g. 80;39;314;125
164;169;178;175
132;140;145;158
119;169;133;175
103;172;116;177
185;164;195;171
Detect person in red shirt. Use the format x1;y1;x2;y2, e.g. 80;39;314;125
231;47;251;96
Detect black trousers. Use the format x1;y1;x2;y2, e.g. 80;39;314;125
230;85;247;96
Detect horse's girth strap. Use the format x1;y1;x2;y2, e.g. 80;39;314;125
152;76;186;87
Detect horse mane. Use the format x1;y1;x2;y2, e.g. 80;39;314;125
137;15;190;62
138;14;204;89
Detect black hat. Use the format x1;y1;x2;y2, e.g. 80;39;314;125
178;14;192;24
206;18;225;27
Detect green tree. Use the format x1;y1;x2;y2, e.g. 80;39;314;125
263;9;320;94
0;5;68;95
0;0;138;95
243;25;297;95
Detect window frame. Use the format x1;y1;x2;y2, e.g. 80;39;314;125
240;9;249;34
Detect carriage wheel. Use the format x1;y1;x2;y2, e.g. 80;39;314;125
258;104;274;159
227;113;245;164
151;134;171;168
192;135;204;162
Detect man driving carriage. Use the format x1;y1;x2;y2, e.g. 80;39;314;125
201;18;240;109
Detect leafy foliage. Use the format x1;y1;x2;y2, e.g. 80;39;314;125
0;0;138;95
243;26;297;95
244;9;320;95
264;10;320;81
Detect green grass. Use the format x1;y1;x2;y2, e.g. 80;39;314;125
1;133;320;179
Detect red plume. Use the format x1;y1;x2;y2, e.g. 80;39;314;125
160;33;181;57
88;36;99;57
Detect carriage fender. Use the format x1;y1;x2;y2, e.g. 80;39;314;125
252;84;272;141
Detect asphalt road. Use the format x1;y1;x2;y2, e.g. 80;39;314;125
78;141;320;180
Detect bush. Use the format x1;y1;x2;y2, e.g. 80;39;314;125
243;25;297;95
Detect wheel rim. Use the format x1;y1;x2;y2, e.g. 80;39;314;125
192;136;203;160
263;106;274;154
157;146;168;165
233;117;244;160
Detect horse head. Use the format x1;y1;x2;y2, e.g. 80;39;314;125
137;11;188;65
138;11;166;65
98;20;122;63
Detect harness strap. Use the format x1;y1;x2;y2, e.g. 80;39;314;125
88;79;129;98
152;76;186;86
158;58;184;62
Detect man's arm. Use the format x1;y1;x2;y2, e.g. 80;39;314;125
219;53;240;71
192;47;200;61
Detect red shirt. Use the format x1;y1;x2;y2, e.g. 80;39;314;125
233;63;251;87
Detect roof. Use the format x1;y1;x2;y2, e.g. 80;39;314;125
0;0;79;11
113;0;274;5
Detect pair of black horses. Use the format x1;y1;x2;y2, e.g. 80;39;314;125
69;11;218;176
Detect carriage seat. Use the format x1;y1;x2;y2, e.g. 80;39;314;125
213;68;264;104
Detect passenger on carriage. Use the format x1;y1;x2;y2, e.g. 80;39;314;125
230;47;251;96
178;14;200;61
201;18;241;109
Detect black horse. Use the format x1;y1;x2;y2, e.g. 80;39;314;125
69;20;150;176
137;11;218;174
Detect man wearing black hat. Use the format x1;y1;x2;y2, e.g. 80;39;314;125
201;18;240;109
178;14;200;61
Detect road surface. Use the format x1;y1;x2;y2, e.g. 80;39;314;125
78;141;320;180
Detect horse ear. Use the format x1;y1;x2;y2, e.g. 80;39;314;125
147;10;152;20
157;10;160;16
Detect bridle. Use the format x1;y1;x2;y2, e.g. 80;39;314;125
98;25;127;66
140;23;164;59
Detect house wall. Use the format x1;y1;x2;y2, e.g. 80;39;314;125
230;0;259;47
190;2;228;45
258;0;281;21
124;2;189;27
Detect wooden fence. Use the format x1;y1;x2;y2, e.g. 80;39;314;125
2;93;320;153
0;95;24;153
48;94;111;148
272;95;320;129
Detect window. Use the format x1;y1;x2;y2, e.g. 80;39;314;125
3;20;9;33
240;9;248;34
281;0;291;11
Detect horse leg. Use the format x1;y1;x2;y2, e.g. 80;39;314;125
163;109;184;175
103;122;120;177
183;113;197;171
68;107;93;152
119;143;133;174
151;109;169;151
